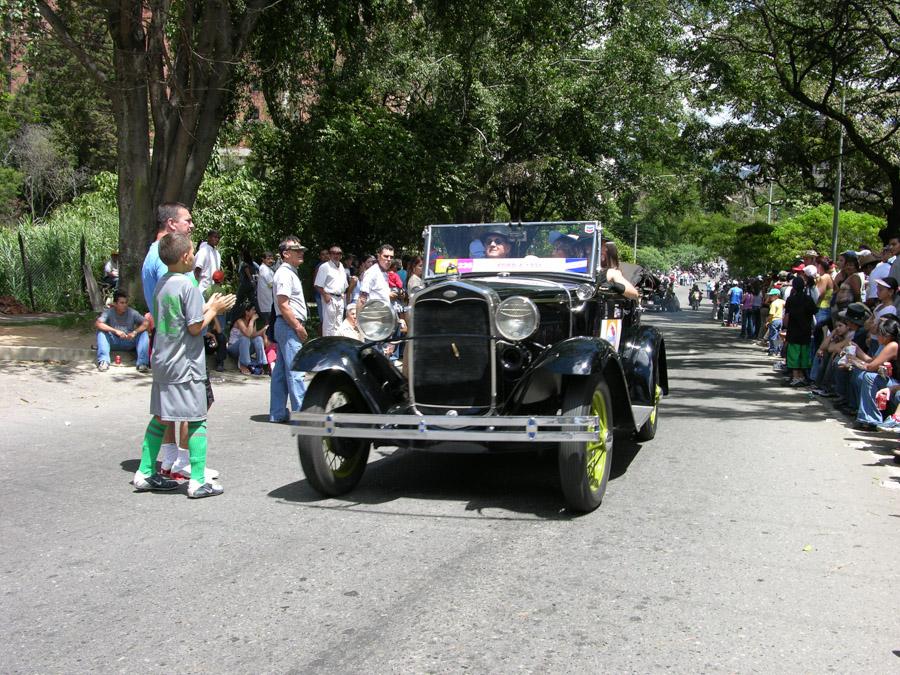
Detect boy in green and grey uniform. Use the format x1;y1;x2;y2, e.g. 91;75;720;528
132;233;235;498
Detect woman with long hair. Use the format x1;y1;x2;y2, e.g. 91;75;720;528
406;255;425;293
600;241;639;300
227;303;268;375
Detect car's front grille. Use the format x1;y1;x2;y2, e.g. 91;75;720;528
410;294;492;410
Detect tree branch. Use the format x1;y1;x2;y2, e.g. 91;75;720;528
35;0;109;89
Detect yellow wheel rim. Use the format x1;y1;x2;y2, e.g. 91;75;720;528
585;390;610;490
649;384;661;425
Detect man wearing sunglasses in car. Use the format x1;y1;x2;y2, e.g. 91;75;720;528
483;226;512;258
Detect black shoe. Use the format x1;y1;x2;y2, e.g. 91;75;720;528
215;363;225;372
133;473;179;492
853;421;878;432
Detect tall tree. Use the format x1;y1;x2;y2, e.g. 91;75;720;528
685;0;900;236
32;0;269;298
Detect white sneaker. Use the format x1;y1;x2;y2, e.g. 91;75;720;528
187;480;224;499
170;459;219;482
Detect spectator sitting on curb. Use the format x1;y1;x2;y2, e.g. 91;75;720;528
95;290;150;373
227;304;268;375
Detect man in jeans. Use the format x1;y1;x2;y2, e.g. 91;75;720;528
269;235;309;423
726;280;743;327
95;290;150;372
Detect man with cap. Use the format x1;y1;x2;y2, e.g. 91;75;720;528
802;249;818;266
726;279;743;327
483;226;512;258
765;288;786;355
269;235;309;423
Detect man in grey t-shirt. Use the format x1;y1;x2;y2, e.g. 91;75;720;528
95;290;150;372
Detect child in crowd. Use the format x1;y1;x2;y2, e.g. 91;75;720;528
132;232;235;499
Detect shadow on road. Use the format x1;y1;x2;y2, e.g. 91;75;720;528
268;435;647;520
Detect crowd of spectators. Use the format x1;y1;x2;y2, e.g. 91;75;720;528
706;239;900;458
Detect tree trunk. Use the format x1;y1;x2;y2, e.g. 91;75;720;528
108;4;153;308
882;172;900;242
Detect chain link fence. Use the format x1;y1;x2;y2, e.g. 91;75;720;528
0;221;117;313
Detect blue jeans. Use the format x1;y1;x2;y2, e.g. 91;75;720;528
227;335;266;367
767;319;782;354
269;316;307;422
96;331;149;366
855;372;894;425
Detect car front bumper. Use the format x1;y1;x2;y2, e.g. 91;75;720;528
290;413;601;443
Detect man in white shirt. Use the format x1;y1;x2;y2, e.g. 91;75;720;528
193;230;222;292
256;251;276;323
358;244;395;309
314;245;349;336
269;236;309;423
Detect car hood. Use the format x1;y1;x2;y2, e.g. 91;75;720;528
456;276;579;303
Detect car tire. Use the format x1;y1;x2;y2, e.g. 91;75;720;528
298;372;371;497
558;377;614;513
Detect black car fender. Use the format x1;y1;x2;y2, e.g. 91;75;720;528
291;336;403;414
621;326;668;405
509;336;636;430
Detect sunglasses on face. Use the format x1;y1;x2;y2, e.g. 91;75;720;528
330;251;342;255
485;237;508;246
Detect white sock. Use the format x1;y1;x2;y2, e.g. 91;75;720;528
173;448;189;470
160;443;179;469
188;479;203;493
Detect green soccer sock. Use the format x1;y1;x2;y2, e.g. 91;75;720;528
138;418;168;476
187;420;208;483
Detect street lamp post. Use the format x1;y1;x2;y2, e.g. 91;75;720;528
830;88;845;261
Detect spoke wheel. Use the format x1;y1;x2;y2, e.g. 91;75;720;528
298;372;371;496
558;377;614;513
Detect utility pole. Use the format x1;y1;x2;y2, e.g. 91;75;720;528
831;88;845;261
766;182;773;225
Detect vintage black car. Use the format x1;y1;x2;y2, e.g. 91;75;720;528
290;221;668;512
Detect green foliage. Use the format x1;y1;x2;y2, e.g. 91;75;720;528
635;246;670;273
0;171;117;310
193;165;271;267
0;166;24;223
770;205;884;261
250;0;690;255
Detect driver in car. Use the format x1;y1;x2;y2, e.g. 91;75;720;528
483;226;512;258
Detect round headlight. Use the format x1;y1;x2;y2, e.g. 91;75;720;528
496;296;539;341
357;300;397;341
575;283;595;301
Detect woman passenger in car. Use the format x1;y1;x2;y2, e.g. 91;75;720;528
600;241;640;300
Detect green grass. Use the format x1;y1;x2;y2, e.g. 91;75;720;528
0;186;118;312
6;312;98;330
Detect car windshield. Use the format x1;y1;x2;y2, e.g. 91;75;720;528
425;221;599;279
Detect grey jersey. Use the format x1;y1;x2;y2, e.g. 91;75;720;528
100;307;144;333
151;273;205;384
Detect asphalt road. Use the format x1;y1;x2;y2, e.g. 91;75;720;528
2;286;899;673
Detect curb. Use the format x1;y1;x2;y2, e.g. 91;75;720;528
0;345;102;363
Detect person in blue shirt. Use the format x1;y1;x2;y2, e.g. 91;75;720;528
726;280;743;327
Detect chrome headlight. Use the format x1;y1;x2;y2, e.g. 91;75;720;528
575;283;595;301
357;300;397;341
496;296;539;341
